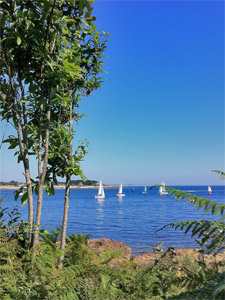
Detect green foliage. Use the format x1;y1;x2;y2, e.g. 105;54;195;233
156;185;225;255
156;170;225;299
212;170;225;180
1;178;225;299
0;181;22;186
0;0;109;246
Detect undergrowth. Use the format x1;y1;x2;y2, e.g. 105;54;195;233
0;171;225;300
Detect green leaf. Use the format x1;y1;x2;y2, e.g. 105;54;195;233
48;153;54;159
21;191;28;207
17;37;21;45
51;182;55;196
46;185;51;196
39;229;50;235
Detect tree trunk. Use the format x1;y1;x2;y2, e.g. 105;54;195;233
59;101;73;267
16;122;34;246
24;162;34;246
19;78;34;246
59;176;71;267
33;89;52;247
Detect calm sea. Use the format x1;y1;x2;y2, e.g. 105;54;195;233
1;185;224;255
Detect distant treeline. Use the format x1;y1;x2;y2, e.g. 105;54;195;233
0;180;98;186
0;180;23;186
70;180;98;186
57;180;98;186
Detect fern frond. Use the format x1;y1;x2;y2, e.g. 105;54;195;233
164;187;225;220
212;170;225;180
156;220;225;254
212;272;225;299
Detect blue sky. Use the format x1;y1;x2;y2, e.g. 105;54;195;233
0;1;224;185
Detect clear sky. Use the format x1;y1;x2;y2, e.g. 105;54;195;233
0;0;224;185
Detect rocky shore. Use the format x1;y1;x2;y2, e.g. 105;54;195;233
87;238;225;268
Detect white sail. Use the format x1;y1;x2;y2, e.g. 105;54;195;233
95;180;105;199
98;180;103;195
101;182;105;196
161;181;166;193
116;182;125;197
159;181;168;195
118;183;123;194
208;186;212;193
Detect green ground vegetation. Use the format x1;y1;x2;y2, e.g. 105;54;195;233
0;172;225;300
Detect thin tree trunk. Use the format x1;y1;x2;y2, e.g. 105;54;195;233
16;121;34;246
59;175;71;267
33;89;52;247
59;101;73;267
18;77;34;246
3;32;34;245
32;1;56;246
24;166;34;245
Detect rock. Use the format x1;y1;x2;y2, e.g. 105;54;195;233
87;239;225;269
107;257;128;268
175;248;200;259
87;238;131;260
133;253;157;266
202;252;225;264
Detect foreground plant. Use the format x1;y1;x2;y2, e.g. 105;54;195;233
157;170;225;299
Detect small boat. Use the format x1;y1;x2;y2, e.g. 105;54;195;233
116;183;125;197
19;188;25;196
142;186;147;194
95;180;105;199
208;186;212;195
132;187;135;192
159;181;168;195
187;198;195;203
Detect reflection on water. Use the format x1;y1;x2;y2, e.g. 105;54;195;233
97;199;104;230
118;197;123;216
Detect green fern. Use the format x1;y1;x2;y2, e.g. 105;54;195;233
212;170;225;180
155;170;225;299
212;272;225;299
157;220;225;254
162;187;225;221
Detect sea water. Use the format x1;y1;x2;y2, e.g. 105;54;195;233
1;185;224;255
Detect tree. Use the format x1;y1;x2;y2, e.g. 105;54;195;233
0;0;108;248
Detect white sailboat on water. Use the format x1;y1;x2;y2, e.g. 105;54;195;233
208;186;212;195
95;180;105;199
116;183;125;197
142;186;147;194
159;181;168;195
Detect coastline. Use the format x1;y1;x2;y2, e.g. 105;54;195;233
0;185;118;190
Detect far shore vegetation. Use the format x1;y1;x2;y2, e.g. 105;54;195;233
0;180;98;187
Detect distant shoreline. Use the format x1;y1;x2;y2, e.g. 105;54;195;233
0;184;223;191
0;185;118;190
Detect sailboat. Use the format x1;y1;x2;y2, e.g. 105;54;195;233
142;186;147;194
132;187;135;192
159;181;168;195
208;186;212;195
116;183;125;197
95;180;105;199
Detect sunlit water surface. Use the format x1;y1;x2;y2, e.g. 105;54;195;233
1;186;224;255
